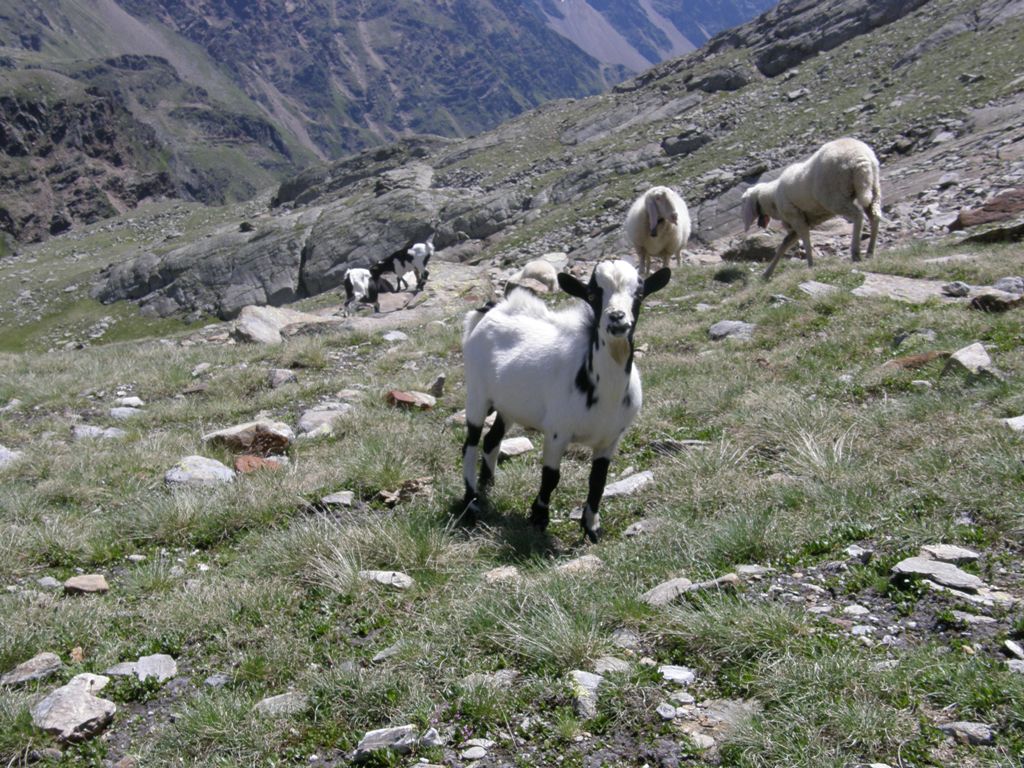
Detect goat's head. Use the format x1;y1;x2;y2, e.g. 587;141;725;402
741;184;773;230
559;260;670;365
645;187;678;237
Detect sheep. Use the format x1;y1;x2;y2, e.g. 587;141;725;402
372;234;434;292
624;186;691;276
503;259;559;296
461;259;671;543
342;267;389;315
741;137;882;280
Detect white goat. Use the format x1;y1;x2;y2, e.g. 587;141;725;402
342;267;387;315
624;186;691;276
373;234;434;292
504;259;559;296
741;137;882;280
461;259;671;543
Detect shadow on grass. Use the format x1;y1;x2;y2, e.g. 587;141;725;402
445;494;564;560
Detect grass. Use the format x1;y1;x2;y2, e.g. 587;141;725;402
2;233;1024;766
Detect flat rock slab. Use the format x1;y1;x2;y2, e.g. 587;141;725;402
136;654;177;683
555;554;603;575
798;280;840;298
201;420;294;454
709;320;755;341
482;565;521;584
109;407;141;420
659;665;696;686
165;455;235;487
641;577;694;607
938;721;994;746
0;444;24;468
64;575;109;594
1;652;63;686
31;674;115;743
354;724;419;761
603;470;654;498
385;390;436;410
851;272;956;303
321;490;356;507
498;436;534;459
891;557;985;592
72;425;127;441
943;342;993;376
232;305;341;345
919;544;979;564
297;404;353;434
358;570;414;590
254;691;309;716
569;670;604;719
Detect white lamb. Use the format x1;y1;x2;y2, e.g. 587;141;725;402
741;137;882;280
461;259;671;543
624;186;691;276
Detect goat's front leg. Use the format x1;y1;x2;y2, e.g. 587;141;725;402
461;421;485;519
530;435;568;531
478;414;506;491
580;448;615;543
763;230;799;280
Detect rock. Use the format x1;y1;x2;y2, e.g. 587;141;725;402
709;320;755;341
736;564;774;579
254;691;308;716
949;187;1024;230
851;273;953;304
1004;640;1024;660
689;573;741;593
1009;660;1024;674
720;231;779;262
938;721;994;746
461;746;488;760
109;406;141;420
603;470;654;498
661;125;711;157
71;425;127;441
650;439;709;455
428;374;446;397
969;293;1023;312
165;455;235;487
230;305;341;345
353;724;419;761
942;342;993;376
569;670;604;719
610;628;641;651
64;575;109;594
297;404;353;434
31;674;116;743
798;281;839;299
36;576;62;589
202;420;294;454
659;665;696;686
205;673;231;687
462;669;520;689
950;611;995;626
843;604;870;616
891;557;984;592
919;544;979;564
0;444;24;468
419;728;444;748
624;519;663;537
993;276;1024;295
358;570;414;590
1;652;63;686
114;396;144;408
641;577;693;607
498;436;534;459
234;455;285;474
656;702;677;720
845;545;873;563
321;490;355;507
267;368;298;388
135;654;177;683
382;330;408;343
385;390;436;410
941;281;971;297
104;662;138;677
593;656;631;675
483;565;521;584
556;554;603;575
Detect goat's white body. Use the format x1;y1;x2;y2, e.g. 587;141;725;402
463;292;640;454
625;186;691;276
743;138;881;279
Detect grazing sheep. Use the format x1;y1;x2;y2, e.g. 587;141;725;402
504;259;559;296
373;234;434;292
342;267;389;315
741;137;882;280
461;259;671;543
625;186;691;276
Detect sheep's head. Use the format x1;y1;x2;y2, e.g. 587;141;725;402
559;260;671;365
741;185;773;230
645;187;679;237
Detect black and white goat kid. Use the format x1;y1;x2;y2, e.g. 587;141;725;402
461;259;670;543
372;234;434;292
342;267;391;315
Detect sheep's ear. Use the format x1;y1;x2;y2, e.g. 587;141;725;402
741;192;756;232
643;268;671;298
558;272;590;301
645;194;660;234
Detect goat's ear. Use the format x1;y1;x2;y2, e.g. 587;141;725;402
558;272;590;301
643;268;671;297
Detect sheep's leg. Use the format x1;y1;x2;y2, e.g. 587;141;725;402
762;230;800;280
579;450;614;544
530;437;568;531
795;221;814;268
478;414;506;491
849;211;864;262
866;209;879;259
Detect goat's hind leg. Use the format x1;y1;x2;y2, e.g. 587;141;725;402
478;414;506;492
580;448;615;543
461;411;488;520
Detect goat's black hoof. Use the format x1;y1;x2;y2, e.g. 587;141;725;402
529;504;550;531
457;498;480;527
582;526;602;544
